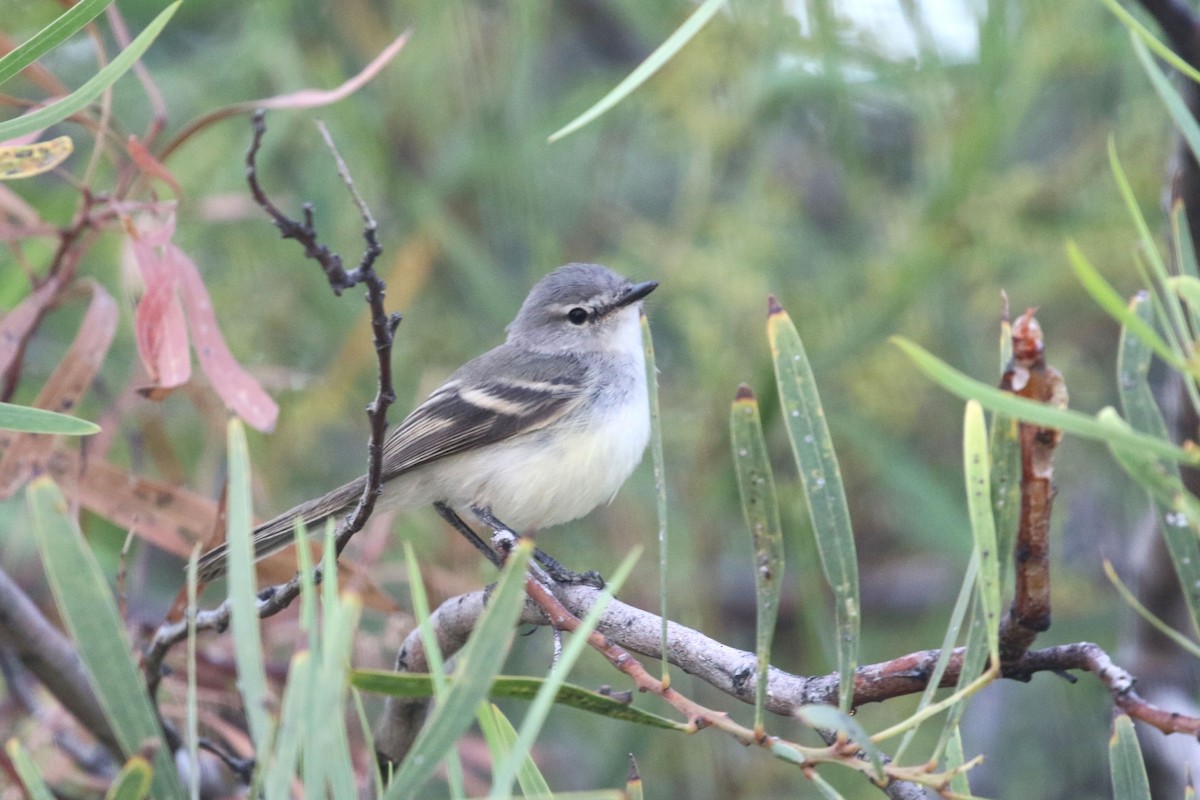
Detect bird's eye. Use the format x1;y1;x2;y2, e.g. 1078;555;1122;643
567;307;588;325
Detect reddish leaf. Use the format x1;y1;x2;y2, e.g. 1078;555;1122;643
127;135;181;196
0;272;64;398
172;245;278;432
0;280;117;498
257;31;410;110
126;214;191;394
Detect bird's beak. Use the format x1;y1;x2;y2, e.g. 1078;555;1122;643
616;280;658;308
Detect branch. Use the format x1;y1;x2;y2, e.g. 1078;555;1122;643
376;582;1200;770
0;566;123;760
143;111;399;693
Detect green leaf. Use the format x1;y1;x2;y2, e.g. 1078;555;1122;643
642;314;672;682
262;652;311;800
942;726;972;796
808;769;850;800
0;0;114;88
795;705;884;783
892;336;1200;466
0;401;99;434
963;401;1000;664
381;540;533;800
26;477;184;798
490;548;641;797
1116;293;1200;634
768;298;860;713
223;420;273;756
1065;241;1185;374
547;0;727;142
1101;0;1200;85
0;2;180;142
351;672;686;731
403;543;466;798
478;703;552;798
6;739;54;800
1103;560;1200;660
1109;715;1151;800
730;385;784;735
103;756;153;800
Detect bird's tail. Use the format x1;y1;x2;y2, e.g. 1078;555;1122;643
195;477;367;582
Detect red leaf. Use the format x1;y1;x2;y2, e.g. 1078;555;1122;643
172;245;278;432
0;280;117;498
126;213;191;393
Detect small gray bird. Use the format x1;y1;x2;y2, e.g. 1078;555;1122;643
197;263;657;581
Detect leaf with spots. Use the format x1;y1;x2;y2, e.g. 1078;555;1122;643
767;295;860;714
730;384;784;736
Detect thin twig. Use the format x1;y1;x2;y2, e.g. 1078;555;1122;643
143;111;398;691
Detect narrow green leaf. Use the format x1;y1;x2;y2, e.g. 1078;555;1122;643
1066;241;1185;373
768;299;860;713
0;2;180;141
1174;202;1200;281
223;419;272;754
991;316;1022;589
1109;715;1152;800
808;770;850;800
6;739;54;800
1103;560;1200;660
942;726;972;796
311;589;361;799
263;652;311;800
1117;293;1200;634
892;336;1200;466
478;703;553;798
641;314;671;683
26;477;183;798
404;543;466;798
730;385;784;734
1108;142;1200;406
547;0;727;142
351;688;385;800
1130;38;1200;240
491;548;641;797
1101;414;1200;631
351;672;685;731
963;401;1001;664
103;756;153;800
382;540;533;800
1169;275;1200;314
0;0;114;88
933;595;990;762
894;552;978;764
1101;0;1200;85
0;401;99;434
796;705;884;782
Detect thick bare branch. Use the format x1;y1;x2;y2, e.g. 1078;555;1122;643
0;566;123;759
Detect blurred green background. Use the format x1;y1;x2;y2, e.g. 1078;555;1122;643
4;0;1194;797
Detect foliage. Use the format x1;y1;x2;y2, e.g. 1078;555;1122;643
4;1;1200;799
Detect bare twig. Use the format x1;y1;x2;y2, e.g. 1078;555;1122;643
143;111;398;692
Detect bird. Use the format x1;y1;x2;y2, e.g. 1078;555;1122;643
197;263;657;581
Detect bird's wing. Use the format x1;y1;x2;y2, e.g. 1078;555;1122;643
381;348;589;478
